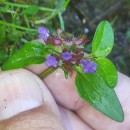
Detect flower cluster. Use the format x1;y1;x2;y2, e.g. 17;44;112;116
38;26;97;74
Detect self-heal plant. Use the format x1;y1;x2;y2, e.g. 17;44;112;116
1;21;124;122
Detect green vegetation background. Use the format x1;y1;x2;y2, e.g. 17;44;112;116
0;0;130;76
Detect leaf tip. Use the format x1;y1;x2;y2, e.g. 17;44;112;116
116;108;124;122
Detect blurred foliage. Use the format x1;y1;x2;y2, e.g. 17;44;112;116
0;0;70;65
0;0;130;76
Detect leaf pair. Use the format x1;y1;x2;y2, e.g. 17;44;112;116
75;21;124;122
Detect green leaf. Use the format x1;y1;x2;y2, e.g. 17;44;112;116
24;5;39;15
95;58;117;88
1;41;49;70
0;26;6;45
92;21;114;57
75;66;124;122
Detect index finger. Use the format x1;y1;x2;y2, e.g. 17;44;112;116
27;64;130;130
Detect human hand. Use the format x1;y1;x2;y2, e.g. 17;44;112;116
28;64;130;130
0;64;130;130
0;69;93;130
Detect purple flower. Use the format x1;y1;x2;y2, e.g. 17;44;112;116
38;26;49;34
80;59;97;73
62;51;72;60
45;54;58;67
38;26;49;42
80;59;89;66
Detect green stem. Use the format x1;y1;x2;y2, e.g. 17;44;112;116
2;9;16;14
39;67;57;79
35;0;70;24
35;9;58;24
23;14;30;28
4;2;54;12
58;12;65;31
0;20;36;32
84;53;94;59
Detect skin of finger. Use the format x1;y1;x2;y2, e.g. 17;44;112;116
0;69;44;120
27;65;83;110
0;105;65;130
0;69;65;130
27;64;130;130
27;65;86;110
27;63;48;75
44;68;86;110
59;105;94;130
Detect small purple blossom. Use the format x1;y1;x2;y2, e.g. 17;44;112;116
80;59;89;66
38;26;49;34
45;54;58;67
62;51;72;60
38;26;49;42
80;59;97;73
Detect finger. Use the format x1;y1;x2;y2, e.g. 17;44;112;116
44;68;86;110
27;64;130;129
45;70;130;130
59;105;94;130
27;66;85;110
0;69;65;130
27;63;48;75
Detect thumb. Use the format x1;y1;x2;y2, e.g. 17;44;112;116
0;69;65;130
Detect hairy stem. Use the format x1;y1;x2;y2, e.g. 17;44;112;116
39;67;57;79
